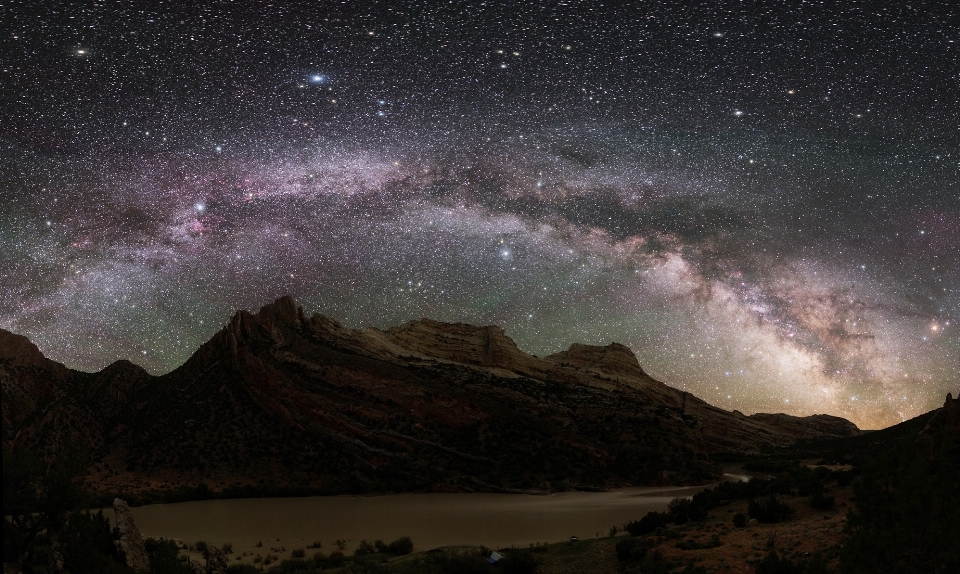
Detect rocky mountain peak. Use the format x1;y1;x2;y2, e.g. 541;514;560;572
383;318;524;368
1;328;53;369
544;341;648;381
255;295;306;327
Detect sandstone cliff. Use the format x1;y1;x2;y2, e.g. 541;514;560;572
1;296;861;494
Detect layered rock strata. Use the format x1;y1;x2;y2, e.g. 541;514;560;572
1;296;861;493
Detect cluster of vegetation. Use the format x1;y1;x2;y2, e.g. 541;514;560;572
614;541;706;574
236;546;535;574
617;459;843;539
755;550;832;574
353;536;414;557
376;547;536;574
836;418;960;573
747;497;796;524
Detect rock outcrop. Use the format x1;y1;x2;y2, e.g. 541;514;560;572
2;296;863;493
113;498;149;572
917;392;960;456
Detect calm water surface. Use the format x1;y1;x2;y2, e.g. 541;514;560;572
117;481;734;555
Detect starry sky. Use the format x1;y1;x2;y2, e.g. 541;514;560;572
2;1;958;429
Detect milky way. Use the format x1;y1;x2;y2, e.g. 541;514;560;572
2;1;958;429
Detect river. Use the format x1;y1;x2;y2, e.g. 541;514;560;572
110;478;744;560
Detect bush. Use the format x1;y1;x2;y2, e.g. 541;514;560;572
387;536;414;555
312;550;345;568
832;469;857;487
756;549;831;574
267;559;314;573
501;549;537;574
810;492;835;510
668;497;692;524
615;537;649;562
355;539;376;556
677;560;708;574
291;547;305;558
748;497;795;523
145;537;194;574
399;549;489;574
625;511;671;536
640;550;673;574
733;512;747;527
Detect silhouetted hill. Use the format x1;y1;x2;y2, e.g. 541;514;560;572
1;296;861;496
771;394;957;465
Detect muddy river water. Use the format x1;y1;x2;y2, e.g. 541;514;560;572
110;479;744;558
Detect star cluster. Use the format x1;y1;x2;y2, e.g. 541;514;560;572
2;1;957;429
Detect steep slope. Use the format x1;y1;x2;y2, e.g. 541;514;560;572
1;296;860;495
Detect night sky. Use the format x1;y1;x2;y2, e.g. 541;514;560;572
2;1;958;429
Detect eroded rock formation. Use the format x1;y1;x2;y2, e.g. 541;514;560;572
113;498;149;572
3;296;863;493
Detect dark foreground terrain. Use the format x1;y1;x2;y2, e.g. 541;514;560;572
4;394;956;574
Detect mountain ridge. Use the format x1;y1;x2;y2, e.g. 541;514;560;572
1;296;860;495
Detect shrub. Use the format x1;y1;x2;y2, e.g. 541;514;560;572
733;512;747;527
262;560;313;574
832;469;857;486
312;550;345;568
387;536;414;555
291;547;305;558
500;549;538;574
640;550;672;574
145;537;194;574
625;511;671;536
756;549;831;574
221;542;233;554
403;549;489;574
615;537;649;562
748;497;795;523
354;539;376;556
688;496;709;521
810;492;835;510
669;497;692;524
677;560;708;574
676;536;721;550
